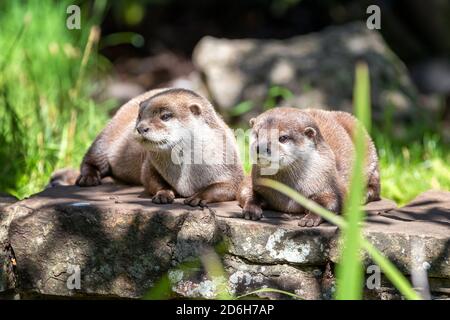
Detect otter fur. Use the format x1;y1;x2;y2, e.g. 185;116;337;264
237;107;380;227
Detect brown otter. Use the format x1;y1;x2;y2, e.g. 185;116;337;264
77;88;243;206
76;88;169;187
136;88;243;206
237;107;380;227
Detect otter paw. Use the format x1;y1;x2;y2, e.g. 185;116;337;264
184;195;208;207
152;190;175;204
76;173;101;187
298;212;323;227
242;204;263;220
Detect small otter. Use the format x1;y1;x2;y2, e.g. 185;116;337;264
77;88;170;187
237;107;380;227
77;88;243;206
136;88;243;206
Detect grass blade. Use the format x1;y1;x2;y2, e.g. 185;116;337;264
361;239;421;300
335;62;370;300
200;249;233;300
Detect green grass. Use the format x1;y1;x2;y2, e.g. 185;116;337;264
377;133;450;206
335;62;369;300
0;0;113;198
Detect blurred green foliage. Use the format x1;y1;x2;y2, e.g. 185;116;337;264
0;0;113;198
376;133;450;205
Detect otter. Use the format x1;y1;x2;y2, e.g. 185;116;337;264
76;88;169;187
237;107;380;227
77;88;243;206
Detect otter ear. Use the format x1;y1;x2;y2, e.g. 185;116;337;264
249;118;256;128
189;103;201;116
304;127;316;139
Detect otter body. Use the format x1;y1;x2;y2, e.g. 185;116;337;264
77;88;169;186
136;89;243;206
238;107;380;227
78;88;243;206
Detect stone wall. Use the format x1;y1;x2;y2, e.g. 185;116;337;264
0;185;449;299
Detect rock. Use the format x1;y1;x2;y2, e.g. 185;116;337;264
102;80;145;107
168;71;209;97
2;185;449;299
193;22;420;124
382;190;450;224
220;216;337;265
98;52;196;106
6;185;195;298
410;59;450;95
173;208;219;264
223;255;327;300
0;193;17;211
169;254;327;300
371;190;450;278
0;193;18;294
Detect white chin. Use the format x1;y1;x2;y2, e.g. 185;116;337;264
140;139;170;151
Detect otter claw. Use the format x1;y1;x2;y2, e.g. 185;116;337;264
298;212;323;227
152;190;175;204
76;174;101;187
242;204;263;220
184;196;208;207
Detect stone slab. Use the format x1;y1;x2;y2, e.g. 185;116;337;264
2;184;449;299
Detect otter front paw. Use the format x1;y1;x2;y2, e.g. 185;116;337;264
152;190;175;204
183;195;208;207
242;203;263;220
298;212;323;227
76;173;101;187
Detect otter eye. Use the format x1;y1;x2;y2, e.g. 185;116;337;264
160;113;173;121
279;135;290;143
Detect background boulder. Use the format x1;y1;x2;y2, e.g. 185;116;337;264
194;22;421;125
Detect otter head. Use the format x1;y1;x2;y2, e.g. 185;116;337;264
135;89;207;152
249;108;321;171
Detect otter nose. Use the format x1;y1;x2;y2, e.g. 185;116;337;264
256;143;271;156
136;124;150;135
